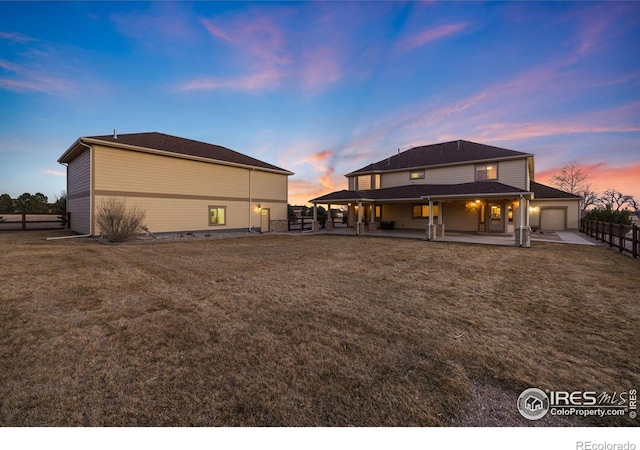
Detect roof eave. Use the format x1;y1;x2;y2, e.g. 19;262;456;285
57;138;84;164
345;154;533;177
72;137;293;175
421;191;534;200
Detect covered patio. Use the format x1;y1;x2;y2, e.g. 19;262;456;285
309;182;535;247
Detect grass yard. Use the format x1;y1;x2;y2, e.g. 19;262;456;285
0;231;638;426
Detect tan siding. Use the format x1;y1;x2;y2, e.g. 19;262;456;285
425;165;475;185
68;196;91;234
443;201;479;232
67;149;91;234
382;165;475;188
94;145;251;198
90;145;288;233
252;171;288;204
68;149;90;195
529;199;580;230
94;195;260;233
498;159;527;189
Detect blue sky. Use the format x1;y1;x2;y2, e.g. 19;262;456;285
1;1;639;205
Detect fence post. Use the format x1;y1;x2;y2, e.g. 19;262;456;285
608;222;613;247
633;225;638;259
22;212;26;230
67;212;71;229
618;223;624;253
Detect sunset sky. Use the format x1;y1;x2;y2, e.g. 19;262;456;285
1;1;639;206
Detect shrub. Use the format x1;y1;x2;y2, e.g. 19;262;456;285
584;207;632;225
96;197;146;242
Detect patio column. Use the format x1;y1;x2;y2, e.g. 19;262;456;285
517;195;531;248
428;198;435;240
313;202;319;232
369;203;377;231
326;203;333;230
356;201;363;236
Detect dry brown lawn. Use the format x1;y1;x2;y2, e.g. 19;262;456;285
0;231;638;426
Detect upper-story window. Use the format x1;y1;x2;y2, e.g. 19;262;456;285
357;175;371;190
410;170;425;180
475;163;498;181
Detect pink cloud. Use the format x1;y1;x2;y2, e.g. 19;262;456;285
398;23;468;53
299;46;342;90
0;59;74;94
40;169;65;177
297;149;335;165
201;14;289;66
176;68;282;92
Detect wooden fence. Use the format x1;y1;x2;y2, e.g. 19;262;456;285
0;212;70;231
580;218;639;258
288;216;315;231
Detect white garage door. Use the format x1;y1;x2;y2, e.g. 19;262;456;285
540;209;566;231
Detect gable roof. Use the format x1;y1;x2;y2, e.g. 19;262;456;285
530;181;582;199
58;132;293;175
310;181;532;203
347;140;532;176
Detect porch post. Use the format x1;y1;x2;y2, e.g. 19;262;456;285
313;202;319;232
369;203;377;231
517;195;530;248
326;203;333;230
356;201;363;236
428;198;434;240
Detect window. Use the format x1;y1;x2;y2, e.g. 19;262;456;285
373;174;381;189
410;170;425;180
475;164;498;181
375;205;381;220
208;206;226;226
412;204;439;219
357;175;371;190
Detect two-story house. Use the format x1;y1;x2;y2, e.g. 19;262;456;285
58;132;293;236
309;140;581;245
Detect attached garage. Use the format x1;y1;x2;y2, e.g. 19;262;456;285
529;182;581;231
540;207;567;231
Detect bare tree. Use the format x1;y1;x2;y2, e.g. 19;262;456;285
598;189;633;211
549;160;596;216
627;196;640;218
579;184;599;215
550;160;588;194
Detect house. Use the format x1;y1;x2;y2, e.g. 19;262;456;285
309;140;581;246
58;132;293;235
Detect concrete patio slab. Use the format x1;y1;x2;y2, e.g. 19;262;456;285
303;226;596;247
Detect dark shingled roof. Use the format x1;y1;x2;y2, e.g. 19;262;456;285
61;132;291;173
310;182;531;203
530;181;582;199
348;140;531;175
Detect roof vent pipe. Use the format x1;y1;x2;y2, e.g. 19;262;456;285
113;129;117;139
